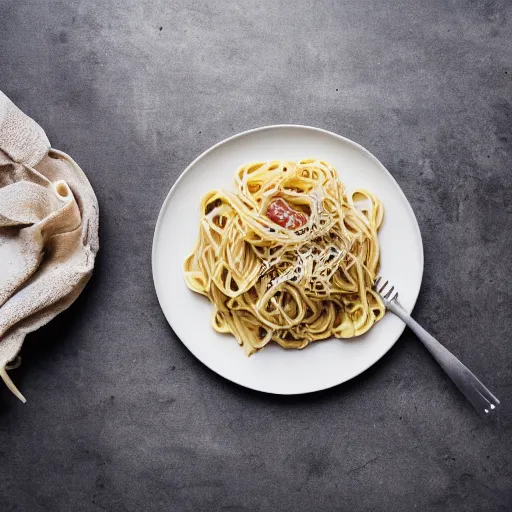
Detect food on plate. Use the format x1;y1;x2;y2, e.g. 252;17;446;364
184;159;384;355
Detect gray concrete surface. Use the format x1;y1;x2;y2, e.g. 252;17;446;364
1;0;511;511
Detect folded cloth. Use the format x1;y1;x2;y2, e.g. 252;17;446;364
0;90;99;402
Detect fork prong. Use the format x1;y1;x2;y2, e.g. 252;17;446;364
392;292;399;302
374;277;381;289
384;286;395;300
378;280;388;294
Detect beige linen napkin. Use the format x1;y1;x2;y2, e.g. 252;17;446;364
0;91;99;402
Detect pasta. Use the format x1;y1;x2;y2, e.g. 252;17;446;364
184;159;385;355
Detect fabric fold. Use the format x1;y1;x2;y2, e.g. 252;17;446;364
0;90;99;402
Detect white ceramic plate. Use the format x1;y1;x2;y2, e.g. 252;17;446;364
153;125;423;395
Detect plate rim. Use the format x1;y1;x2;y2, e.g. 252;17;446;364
152;124;424;395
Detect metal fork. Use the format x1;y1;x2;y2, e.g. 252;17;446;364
374;277;500;417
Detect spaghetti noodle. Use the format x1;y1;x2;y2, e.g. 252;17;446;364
184;159;384;355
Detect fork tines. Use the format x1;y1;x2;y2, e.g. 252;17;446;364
374;276;398;302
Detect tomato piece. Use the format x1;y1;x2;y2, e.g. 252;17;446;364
266;198;308;230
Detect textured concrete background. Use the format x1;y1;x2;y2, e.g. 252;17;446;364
1;0;511;511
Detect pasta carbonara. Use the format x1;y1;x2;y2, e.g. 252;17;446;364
184;159;384;355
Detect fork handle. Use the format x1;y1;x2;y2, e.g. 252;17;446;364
387;302;500;417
